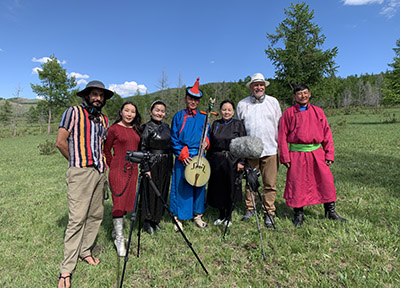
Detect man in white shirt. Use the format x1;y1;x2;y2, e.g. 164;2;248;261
236;73;282;227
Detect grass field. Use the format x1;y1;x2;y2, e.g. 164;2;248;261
0;107;399;287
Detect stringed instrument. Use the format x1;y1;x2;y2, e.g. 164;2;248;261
184;97;217;187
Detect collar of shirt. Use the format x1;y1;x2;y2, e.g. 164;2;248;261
250;94;265;103
185;108;197;116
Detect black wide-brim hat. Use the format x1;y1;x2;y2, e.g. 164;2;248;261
77;80;114;100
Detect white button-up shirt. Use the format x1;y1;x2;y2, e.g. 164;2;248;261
236;94;282;157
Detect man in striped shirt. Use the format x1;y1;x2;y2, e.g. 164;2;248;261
56;80;113;288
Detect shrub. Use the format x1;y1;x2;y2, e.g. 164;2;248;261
381;111;398;123
37;138;57;155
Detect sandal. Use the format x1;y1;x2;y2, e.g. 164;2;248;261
79;255;101;266
193;214;207;229
58;273;71;288
174;216;183;232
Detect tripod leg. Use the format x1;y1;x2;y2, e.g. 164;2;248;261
136;191;143;258
145;174;209;275
222;206;233;239
249;187;267;261
255;189;276;229
120;174;143;288
223;170;244;239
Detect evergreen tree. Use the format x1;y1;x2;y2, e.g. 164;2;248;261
30;55;77;135
383;39;400;105
25;106;39;126
0;100;13;126
265;2;338;94
103;92;123;122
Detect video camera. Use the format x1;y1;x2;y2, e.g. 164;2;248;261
125;151;154;164
243;164;261;192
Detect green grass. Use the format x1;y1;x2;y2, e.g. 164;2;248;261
0;108;399;287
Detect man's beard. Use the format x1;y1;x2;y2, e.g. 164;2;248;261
84;97;105;122
88;99;104;109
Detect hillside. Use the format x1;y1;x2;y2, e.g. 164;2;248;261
0;97;39;115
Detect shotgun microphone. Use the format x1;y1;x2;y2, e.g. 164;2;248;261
229;136;263;159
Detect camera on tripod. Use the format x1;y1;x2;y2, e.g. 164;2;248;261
243;164;261;192
119;151;209;286
125;151;154;164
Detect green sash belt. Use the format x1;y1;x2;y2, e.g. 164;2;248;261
289;143;321;152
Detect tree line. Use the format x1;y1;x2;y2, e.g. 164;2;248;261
1;2;399;135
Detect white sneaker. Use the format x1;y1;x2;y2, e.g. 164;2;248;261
213;218;225;226
223;220;232;227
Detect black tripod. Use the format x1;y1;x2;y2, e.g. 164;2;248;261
119;151;208;288
223;165;275;261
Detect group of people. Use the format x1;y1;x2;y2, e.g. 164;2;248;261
55;74;348;288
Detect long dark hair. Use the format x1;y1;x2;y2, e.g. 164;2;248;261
113;101;143;134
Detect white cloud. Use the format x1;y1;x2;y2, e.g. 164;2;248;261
69;72;90;79
109;81;148;96
32;56;67;65
380;0;400;18
36;95;45;100
68;72;89;85
32;67;42;74
343;0;400;18
342;0;384;5
32;57;52;63
77;79;88;85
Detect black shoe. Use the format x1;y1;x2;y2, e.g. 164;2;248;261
241;210;254;221
143;221;154;234
324;202;348;222
293;207;304;227
264;214;274;228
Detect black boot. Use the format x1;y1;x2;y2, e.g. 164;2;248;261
293;207;304;227
143;220;154;234
324;202;348;222
264;214;275;228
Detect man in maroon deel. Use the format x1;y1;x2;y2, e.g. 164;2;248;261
278;84;348;227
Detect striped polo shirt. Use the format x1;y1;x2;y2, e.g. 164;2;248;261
59;104;109;172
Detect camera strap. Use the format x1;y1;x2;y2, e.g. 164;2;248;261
110;162;135;197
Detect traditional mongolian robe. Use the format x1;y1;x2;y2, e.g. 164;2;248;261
206;118;246;210
104;124;140;216
278;103;337;208
170;108;209;220
140;119;173;224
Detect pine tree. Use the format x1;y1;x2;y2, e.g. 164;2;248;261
383;39;400;105
265;2;338;93
30;55;76;135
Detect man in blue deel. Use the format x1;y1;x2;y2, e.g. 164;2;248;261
170;77;209;232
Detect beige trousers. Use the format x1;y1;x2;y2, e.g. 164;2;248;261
245;154;279;216
60;167;105;274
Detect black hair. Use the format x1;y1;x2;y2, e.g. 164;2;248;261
219;99;235;110
113;101;143;134
293;84;310;94
150;100;166;112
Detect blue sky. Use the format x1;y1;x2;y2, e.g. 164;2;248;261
1;0;399;99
